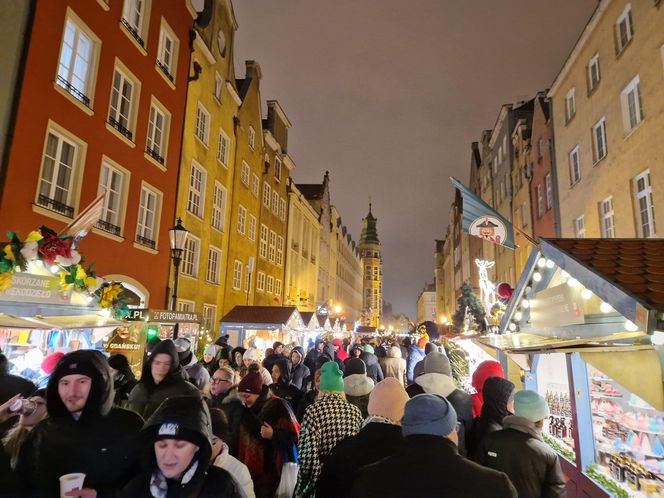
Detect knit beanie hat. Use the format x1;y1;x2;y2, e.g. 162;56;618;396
107;353;130;371
368;378;409;422
50;351;103;384
344;358;366;377
513;390;549;422
237;370;263;395
424;352;452;377
319;361;344;392
204;345;216;356
243;348;258;362
174;337;192;353
41;351;65;374
363;344;374;354
401;394;457;437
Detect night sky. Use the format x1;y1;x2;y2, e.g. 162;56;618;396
232;0;598;317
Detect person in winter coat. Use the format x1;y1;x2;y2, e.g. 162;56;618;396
405;338;426;384
199;345;220;377
360;345;384;383
350;394;518;498
342;358;374;418
296;356;330;422
127;339;200;419
209;408;255;498
230;347;246;371
476;390;566;498
303;338;324;377
331;338;348;362
468;376;515;459
471;360;505;417
316;378;408;498
295;361;363;498
239;348;273;387
108;353;137;406
175;337;210;391
116;396;239;498
321;342;344;373
262;341;285;374
206;367;237;410
289;346;310;390
381;345;407;387
16;350;144;498
269;357;303;412
234;367;299;498
406;352;473;456
0;353;35;405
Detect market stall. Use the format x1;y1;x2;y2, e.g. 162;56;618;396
480;239;664;498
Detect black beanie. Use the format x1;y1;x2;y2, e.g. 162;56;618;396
344;358;366;377
50;351;104;385
108;353;130;371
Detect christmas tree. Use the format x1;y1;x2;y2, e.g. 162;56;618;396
452;282;486;332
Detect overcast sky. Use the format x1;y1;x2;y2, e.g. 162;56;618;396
232;0;598;317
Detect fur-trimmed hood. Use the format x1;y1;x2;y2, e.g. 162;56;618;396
343;374;374;397
413;372;456;397
387;346;402;358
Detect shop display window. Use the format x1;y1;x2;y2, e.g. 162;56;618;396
536;353;576;463
588;364;664;496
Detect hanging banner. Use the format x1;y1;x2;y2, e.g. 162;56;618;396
0;274;71;304
530;283;585;328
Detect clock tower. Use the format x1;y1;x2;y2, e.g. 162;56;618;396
359;203;382;327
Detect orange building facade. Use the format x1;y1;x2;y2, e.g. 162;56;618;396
0;0;195;307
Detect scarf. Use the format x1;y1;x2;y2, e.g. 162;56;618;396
149;460;199;498
363;414;399;427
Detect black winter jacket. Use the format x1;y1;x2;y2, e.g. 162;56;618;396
360;352;384;383
289;347;310;390
351;435;517;498
476;416;566;498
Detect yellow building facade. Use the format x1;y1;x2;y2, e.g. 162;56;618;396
332;207;363;323
549;0;664;239
174;0;240;332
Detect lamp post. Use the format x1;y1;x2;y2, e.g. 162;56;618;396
168;218;189;338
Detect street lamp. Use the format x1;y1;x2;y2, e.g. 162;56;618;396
168;217;189;318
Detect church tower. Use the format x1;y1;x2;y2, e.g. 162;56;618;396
359;203;382;327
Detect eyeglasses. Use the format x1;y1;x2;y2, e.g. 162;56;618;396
211;377;231;384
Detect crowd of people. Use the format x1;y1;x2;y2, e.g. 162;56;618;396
0;333;566;498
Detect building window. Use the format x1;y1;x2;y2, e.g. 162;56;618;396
276;236;284;265
214;72;222;101
256;271;266;291
248;215;256;241
57;13;99;107
519;202;528;228
275;279;282;297
146;99;170;165
536;184;543;218
587;53;601;93
274;157;282;181
272;191;279;214
108;65;139;141
37;129;79;218
592;118;608;163
177;300;194;312
121;0;148;47
574;215;585;238
232;260;242;290
217;130;229;167
240;161;250;186
615;4;633;54
248;126;255;149
266;275;274;293
569;146;581;185
599;197;615;238
182;235;200;277
211;182;226;231
268;230;276;262
135;184;161;248
633;170;656;237
195;102;210;146
279;198;286;221
262;183;271;207
97;162;125;235
365;265;371;280
544;173;553;211
237;204;246;235
206;246;221;283
202;304;216;330
156;19;178;82
251;173;260;197
187;161;206;218
621;75;643;132
565;88;576;122
259;224;268;258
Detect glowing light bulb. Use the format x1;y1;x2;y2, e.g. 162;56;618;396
34;260;43;267
85;295;94;303
600;302;613;313
561;270;570;279
509;323;517;331
532;272;542;282
581;289;592;299
537;258;546;268
514;311;523;321
625;321;638;332
546;259;555;269
567;278;579;288
99;308;111;318
652;331;664;346
49;265;59;274
522;299;530;309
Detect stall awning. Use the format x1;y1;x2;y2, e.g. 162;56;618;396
477;330;647;353
0;313;125;330
220;306;306;330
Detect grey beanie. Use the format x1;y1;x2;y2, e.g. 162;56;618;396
344;358;366;377
424;352;451;377
401;394;457;437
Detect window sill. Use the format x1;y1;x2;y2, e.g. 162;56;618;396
615;38;633;60
53;83;94;116
91;227;125;243
623;119;644;140
155;64;176;90
119;22;148;56
95;0;110;10
181;274;199;281
217;158;229;169
133;242;159;254
205;279;220;286
32;203;74;223
592;155;607;168
194;136;209;149
186;210;204;222
564;114;576;126
106;123;136;148
211;225;225;235
587;84;600;98
144;151;167;171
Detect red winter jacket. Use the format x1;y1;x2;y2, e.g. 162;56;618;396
471;360;504;417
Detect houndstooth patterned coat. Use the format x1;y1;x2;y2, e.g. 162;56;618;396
295;392;363;497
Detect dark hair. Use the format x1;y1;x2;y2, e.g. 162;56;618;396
208;408;229;440
314;355;331;371
273;341;284;349
403;337;412;347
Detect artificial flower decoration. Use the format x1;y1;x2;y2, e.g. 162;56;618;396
19;231;42;261
37;228;74;265
0;272;12;293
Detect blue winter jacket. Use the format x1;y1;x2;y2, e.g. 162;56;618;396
406;345;425;384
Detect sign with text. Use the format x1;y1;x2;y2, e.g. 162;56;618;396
530;283;585;329
0;274;71;304
148;309;202;323
125;308;148;321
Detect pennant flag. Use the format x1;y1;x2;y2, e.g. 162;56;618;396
60;191;107;246
450;177;515;249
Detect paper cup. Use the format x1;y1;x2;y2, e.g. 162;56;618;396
59;473;85;497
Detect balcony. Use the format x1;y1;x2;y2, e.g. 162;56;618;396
95;219;121;236
37;194;73;218
156;60;174;82
56;75;90;107
135;234;156;249
120;18;145;47
145;146;164;165
108;116;133;141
